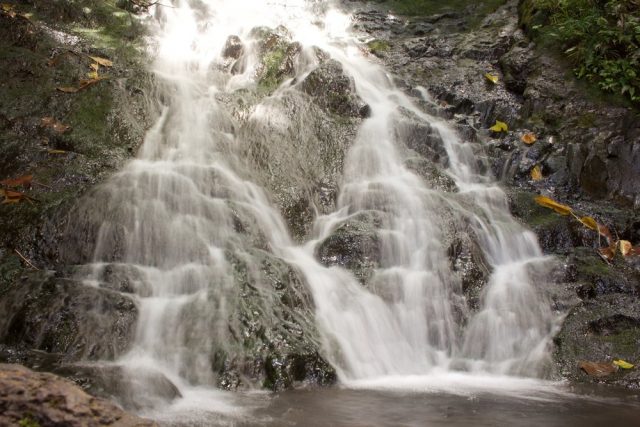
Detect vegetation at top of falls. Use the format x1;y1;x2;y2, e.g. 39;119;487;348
374;0;508;22
520;0;640;105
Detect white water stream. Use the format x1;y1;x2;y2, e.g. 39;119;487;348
79;0;558;418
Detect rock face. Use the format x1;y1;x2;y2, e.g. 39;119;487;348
0;274;138;362
347;0;640;388
0;363;156;427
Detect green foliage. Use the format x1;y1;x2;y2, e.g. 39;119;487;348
529;0;640;104
19;417;40;427
375;0;507;21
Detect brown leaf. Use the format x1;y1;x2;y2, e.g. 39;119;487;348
597;224;614;244
598;245;616;262
619;240;633;256
78;77;104;90
57;86;79;93
41;117;71;134
534;195;573;216
88;56;113;67
579;216;598;231
578;361;617;377
521;132;537;145
531;165;542;181
90;62;100;71
0;174;33;188
1;189;29;204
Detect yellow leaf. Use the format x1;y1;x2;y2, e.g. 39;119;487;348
534;195;573;216
89;56;113;67
1;3;14;12
87;70;99;79
90;62;100;71
521;132;537;145
531;165;542;181
484;73;499;84
489;120;508;133
613;359;635;369
579;216;598;231
619;240;632;256
47;149;67;154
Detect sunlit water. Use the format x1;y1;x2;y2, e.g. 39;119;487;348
66;0;640;424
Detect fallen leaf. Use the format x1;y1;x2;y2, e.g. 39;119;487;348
89;56;113;67
86;70;99;79
579;216;598;231
47;149;67;154
619;240;633;256
90;62;100;71
0;174;33;188
1;189;29;204
598;245;616;261
57;86;79;93
484;73;499;84
531;165;542;181
1;2;15;17
521;132;537;145
489;120;509;133
41;117;71;133
534;195;572;216
597;224;614;243
78;77;104;90
613;359;635;369
578;361;617;377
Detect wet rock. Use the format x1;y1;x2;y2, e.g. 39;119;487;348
316;211;384;285
0;274;138;361
553;294;640;389
220;249;336;391
52;364;182;411
300;59;370;118
499;43;534;95
448;235;489;311
223;35;244;60
0;363;156;426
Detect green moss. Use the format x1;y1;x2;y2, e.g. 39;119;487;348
19;417;40;427
259;48;287;93
601;328;640;356
367;39;390;57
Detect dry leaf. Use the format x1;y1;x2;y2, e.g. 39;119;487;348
579;216;598;231
521;132;537;145
597;224;614;243
0;174;33;188
56;86;79;93
78;77;104;90
89;56;113;67
531;165;542;181
613;359;635;369
484;73;499;84
578;361;617;377
47;149;67;154
1;189;30;204
41;117;71;133
90;62;100;71
86;70;99;79
598;245;616;261
489;120;508;133
619;240;632;256
534;195;573;216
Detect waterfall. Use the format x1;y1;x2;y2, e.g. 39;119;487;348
73;0;556;409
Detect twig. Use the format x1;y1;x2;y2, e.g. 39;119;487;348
32;180;52;189
14;249;40;270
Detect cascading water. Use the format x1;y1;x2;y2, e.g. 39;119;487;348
71;0;558;416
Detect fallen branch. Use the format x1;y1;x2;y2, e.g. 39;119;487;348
14;249;40;271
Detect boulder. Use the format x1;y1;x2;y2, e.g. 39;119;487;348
0;363;156;426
